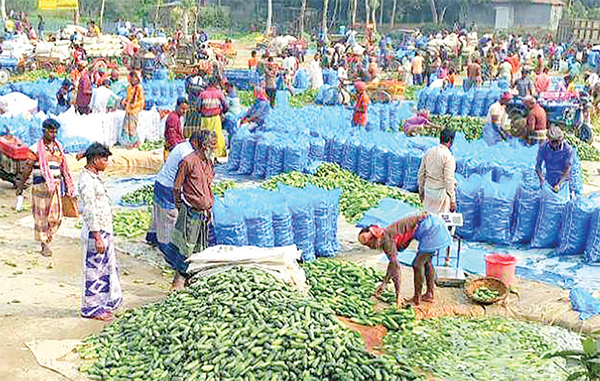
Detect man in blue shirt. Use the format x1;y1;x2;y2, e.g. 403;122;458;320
536;126;574;192
241;87;270;132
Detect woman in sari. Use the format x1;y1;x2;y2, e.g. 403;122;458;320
120;71;145;148
16;119;75;257
78;143;122;320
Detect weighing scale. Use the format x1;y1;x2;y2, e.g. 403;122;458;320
434;212;466;287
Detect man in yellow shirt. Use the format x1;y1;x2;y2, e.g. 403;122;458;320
411;52;424;85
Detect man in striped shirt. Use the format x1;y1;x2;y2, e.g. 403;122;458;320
199;77;228;158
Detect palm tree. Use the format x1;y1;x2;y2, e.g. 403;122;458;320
300;0;307;37
322;0;329;42
389;0;397;29
266;0;272;34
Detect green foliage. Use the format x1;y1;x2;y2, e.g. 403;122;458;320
197;5;232;28
544;337;600;381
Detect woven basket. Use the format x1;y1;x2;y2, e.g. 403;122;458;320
465;277;508;305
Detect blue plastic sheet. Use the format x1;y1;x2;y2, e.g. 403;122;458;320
569;288;600;320
531;183;570;248
585;208;600;264
557;196;599;255
356;198;419;228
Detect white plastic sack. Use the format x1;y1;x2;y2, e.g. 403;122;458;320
0;92;38;116
186;245;308;292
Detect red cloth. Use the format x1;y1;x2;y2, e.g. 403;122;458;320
164;111;184;151
353;91;369;126
535;73;551;93
199;87;227;117
76;70;92;108
36;139;75;197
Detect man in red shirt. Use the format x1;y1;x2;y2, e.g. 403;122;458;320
164;97;189;158
199;77;228;158
535;67;550;94
524;96;547;144
353;81;369;128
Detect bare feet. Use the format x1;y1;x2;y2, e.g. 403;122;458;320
409;296;422;306
422;293;435;303
395;297;405;309
86;312;113;321
171;273;186;291
41;243;52;257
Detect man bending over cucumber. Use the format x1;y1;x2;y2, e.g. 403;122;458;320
358;212;451;307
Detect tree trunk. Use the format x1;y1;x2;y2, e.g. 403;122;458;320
330;0;340;31
300;0;307;37
322;0;329;41
379;0;384;26
365;0;370;25
429;0;438;24
0;0;6;21
371;7;377;32
100;0;106;30
390;0;396;29
183;12;189;35
266;0;272;34
351;0;357;27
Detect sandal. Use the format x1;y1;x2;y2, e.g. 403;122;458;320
86;312;113;321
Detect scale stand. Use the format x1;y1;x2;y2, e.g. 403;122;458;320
434;213;466;288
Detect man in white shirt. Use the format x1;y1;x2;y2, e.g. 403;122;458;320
282;53;298;88
146;140;194;248
418;128;457;213
483;92;512;145
91;80;118;113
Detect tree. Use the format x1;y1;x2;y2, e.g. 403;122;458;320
364;0;369;24
1;0;5;21
351;0;357;26
369;0;378;31
379;0;384;26
321;0;329;41
299;0;307;36
266;0;272;33
429;0;439;24
389;0;396;29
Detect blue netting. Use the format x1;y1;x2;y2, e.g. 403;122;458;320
369;145;388;184
279;184;315;261
284;139;310;173
272;197;294;247
477;175;519;245
585;208;600;264
456;174;483;240
213;198;248;246
266;142;285;178
309;136;326;161
238;136;257;175
460;89;475;116
251;136;270;179
341;137;360;172
531;183;570;248
311;185;341;257
243;192;275;248
557;196;600;255
357;142;374;180
448;88;463;116
512;172;542;244
403;149;422;192
386;148;406;187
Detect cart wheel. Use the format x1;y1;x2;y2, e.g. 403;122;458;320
0;70;9;85
579;123;594;144
198;31;208;43
371;90;392;103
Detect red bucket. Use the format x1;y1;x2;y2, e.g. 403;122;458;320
484;253;517;286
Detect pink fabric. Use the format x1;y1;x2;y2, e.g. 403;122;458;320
37;139;75;197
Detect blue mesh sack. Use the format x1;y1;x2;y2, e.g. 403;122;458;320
251;137;270;179
341;137;360;173
417;87;430;110
279;185;315;261
380;106;391;131
328;135;346;165
456;174;483;239
448;88;463;116
294;69;309;90
311;186;341;257
403;149;422;192
477;176;519;245
238;136;257;175
272;197;294;247
227;132;246;172
284;139;309;173
244;198;275;248
309;136;326;161
357;142;374;180
585;208;600;264
425;87;440;113
557;196;599;255
512;173;542;244
370;145;388;184
213;198;248;246
472;88;489;117
460;89;475;116
386;148;406;187
531;183;570;248
436;88;450;115
366;108;381;131
571;150;584;195
266;142;286;178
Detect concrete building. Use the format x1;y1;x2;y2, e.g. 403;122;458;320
464;0;564;30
